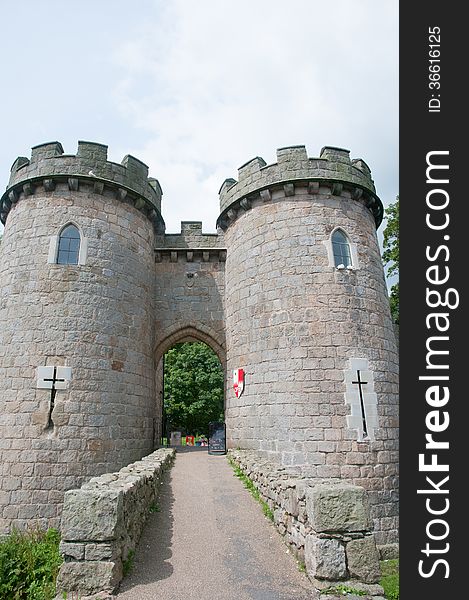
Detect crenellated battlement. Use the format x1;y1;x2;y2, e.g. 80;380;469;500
217;145;382;229
154;221;226;263
157;221;224;249
1;141;164;231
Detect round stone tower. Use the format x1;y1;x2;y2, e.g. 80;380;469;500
0;141;164;532
218;145;398;545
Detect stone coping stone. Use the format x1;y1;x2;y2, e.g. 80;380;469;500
306;484;373;533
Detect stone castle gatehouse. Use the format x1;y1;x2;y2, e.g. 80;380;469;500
0;142;398;546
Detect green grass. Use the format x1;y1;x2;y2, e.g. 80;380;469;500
380;559;399;600
122;549;135;577
324;560;399;598
322;584;367;596
228;457;274;522
0;527;62;600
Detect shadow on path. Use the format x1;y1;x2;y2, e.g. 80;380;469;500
117;469;175;590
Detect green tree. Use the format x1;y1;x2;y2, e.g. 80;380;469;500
164;342;224;435
382;196;399;324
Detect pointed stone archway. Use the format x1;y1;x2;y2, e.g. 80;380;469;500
153;325;226;448
154;324;226;371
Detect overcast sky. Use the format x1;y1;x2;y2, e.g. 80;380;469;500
0;0;398;237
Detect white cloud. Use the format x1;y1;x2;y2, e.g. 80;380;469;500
110;0;398;232
0;0;397;237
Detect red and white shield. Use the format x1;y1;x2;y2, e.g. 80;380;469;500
233;368;245;398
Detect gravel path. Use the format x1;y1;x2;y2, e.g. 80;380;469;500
116;447;315;600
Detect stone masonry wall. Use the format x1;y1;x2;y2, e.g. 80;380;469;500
0;181;158;534
153;221;226;364
229;450;388;598
218;145;381;224
221;146;398;546
56;448;175;598
2;140;163;219
0;142;398;547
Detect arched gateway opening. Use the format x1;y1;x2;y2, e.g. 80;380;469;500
154;327;226;448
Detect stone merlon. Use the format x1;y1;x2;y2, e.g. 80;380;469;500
1;141;164;230
218;145;382;227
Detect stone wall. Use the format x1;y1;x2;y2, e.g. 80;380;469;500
56;448;175;598
153;220;226;368
229;450;388;597
218;145;381;225
2;140;163;220
152;220;227;429
0;141;398;545
0;144;161;534
221;146;398;546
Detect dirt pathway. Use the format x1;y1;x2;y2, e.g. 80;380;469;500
116;447;315;600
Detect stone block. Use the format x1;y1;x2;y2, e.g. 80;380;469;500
61;489;124;542
304;535;347;580
56;560;122;595
306;484;372;533
59;541;85;561
85;543;117;561
346;535;381;583
378;542;399;560
283;488;299;516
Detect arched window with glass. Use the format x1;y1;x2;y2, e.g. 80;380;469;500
56;224;81;265
331;229;352;268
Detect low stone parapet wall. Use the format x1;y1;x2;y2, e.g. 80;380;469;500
55;448;175;598
229;449;385;597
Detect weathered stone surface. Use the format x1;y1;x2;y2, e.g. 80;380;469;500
219;145;379;215
4;140;162;216
59;541;85;560
283;488;299;517
0;168;162;533
305;535;347;580
85;543;116;561
0;142;398;549
346;536;381;583
220;146;398;547
306;484;372;533
55;560;122;595
378;543;399;560
56;448;174;597
61;490;124;542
